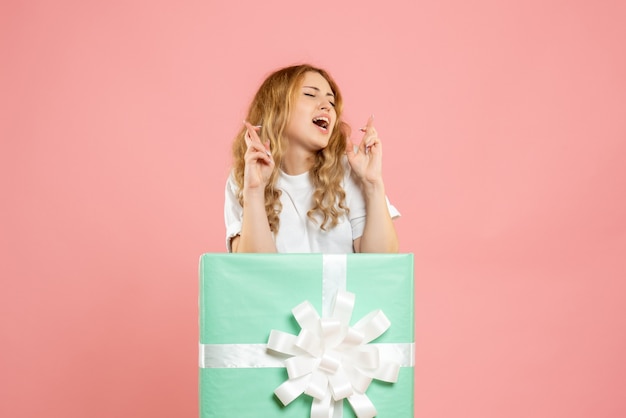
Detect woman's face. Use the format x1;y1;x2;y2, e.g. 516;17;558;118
283;71;336;154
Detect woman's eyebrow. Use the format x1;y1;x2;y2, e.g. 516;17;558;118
303;85;335;98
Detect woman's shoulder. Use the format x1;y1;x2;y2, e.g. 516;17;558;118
225;170;240;194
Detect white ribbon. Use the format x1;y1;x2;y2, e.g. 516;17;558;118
199;254;413;418
267;289;400;418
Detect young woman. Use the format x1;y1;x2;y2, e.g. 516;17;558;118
224;64;399;253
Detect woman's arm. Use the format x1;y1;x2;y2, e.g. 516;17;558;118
346;117;399;253
232;122;277;253
231;188;277;252
353;180;398;253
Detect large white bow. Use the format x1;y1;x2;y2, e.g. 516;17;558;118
266;290;400;418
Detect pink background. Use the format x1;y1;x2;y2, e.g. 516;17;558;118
2;1;625;417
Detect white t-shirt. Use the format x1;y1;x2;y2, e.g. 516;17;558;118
224;160;400;253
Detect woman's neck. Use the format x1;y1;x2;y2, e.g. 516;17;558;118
281;147;315;175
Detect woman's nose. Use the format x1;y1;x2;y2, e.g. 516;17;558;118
319;99;332;110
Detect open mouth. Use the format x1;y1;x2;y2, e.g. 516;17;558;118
312;116;330;131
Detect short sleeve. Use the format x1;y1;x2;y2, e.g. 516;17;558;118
344;170;367;240
224;172;243;252
386;196;401;219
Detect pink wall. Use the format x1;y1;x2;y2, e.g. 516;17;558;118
2;1;625;417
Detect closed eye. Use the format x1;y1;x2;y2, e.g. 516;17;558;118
304;91;335;107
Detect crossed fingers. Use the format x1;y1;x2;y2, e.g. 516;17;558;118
243;121;272;164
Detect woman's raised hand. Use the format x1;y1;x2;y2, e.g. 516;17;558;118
345;115;384;188
243;121;274;194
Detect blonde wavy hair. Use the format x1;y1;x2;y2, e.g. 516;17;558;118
231;64;350;233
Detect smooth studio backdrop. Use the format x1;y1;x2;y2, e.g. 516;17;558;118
2;1;625;417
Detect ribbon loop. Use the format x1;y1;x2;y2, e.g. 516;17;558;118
352;310;391;343
267;330;305;356
296;329;323;357
319;353;341;374
293;301;321;331
347;393;377;418
352;346;380;369
275;374;310;406
372;361;401;383
305;371;330;400
344;366;373;394
311;393;334;418
328;368;353;400
285;356;317;379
